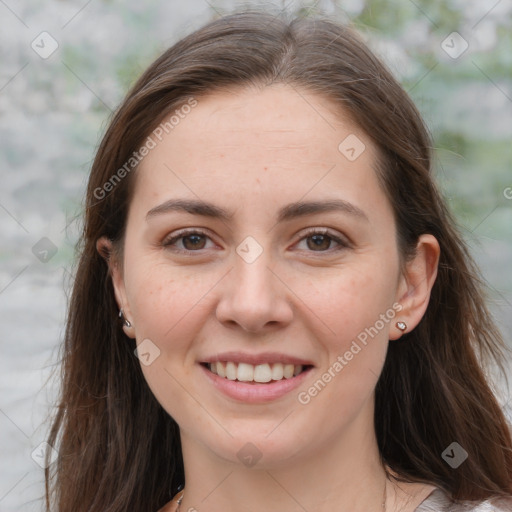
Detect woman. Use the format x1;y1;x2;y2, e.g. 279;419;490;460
45;11;512;512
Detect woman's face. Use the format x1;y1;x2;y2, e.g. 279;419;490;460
109;84;419;468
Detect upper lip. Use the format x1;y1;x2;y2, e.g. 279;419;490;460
200;351;315;367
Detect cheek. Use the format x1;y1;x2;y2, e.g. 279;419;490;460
294;263;397;347
127;262;210;341
126;266;216;420
291;263;396;409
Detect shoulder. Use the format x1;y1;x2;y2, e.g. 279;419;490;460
157;501;178;512
157;490;184;512
157;502;176;512
415;488;512;511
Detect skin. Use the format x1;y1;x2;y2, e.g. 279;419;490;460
98;84;440;512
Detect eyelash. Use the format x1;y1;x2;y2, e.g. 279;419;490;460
161;227;350;255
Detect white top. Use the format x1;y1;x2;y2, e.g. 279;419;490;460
415;488;512;511
161;488;512;511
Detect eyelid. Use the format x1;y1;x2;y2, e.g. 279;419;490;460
161;228;218;253
293;227;351;251
161;226;351;254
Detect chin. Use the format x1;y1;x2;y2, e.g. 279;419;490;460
200;427;311;470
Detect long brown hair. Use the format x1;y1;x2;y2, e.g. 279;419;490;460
45;11;512;511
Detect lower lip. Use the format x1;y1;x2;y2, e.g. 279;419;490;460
200;364;313;403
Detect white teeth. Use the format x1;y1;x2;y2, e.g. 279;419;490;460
283;364;294;379
253;364;272;383
237;363;254;382
217;361;226;378
206;361;306;382
271;363;284;380
226;361;237;380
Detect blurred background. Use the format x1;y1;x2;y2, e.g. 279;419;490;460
1;0;511;510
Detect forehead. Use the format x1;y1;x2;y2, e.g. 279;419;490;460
163;84;361;152
131;84;387;222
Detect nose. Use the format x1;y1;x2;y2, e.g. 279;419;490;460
215;250;293;333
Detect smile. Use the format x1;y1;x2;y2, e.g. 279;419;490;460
204;361;309;383
200;360;313;403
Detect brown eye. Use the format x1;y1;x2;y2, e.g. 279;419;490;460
295;229;350;253
181;234;207;250
306;234;333;251
162;229;214;253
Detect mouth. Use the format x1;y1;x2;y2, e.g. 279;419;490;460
201;361;313;384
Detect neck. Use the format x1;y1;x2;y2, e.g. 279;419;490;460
178;407;391;512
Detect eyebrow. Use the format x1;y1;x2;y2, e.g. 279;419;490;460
146;198;369;223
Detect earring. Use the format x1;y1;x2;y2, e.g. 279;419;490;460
396;321;407;332
119;308;132;328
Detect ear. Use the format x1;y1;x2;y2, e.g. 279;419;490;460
96;236;136;339
391;234;440;340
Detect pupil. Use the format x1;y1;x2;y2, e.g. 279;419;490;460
184;235;205;250
309;234;330;250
